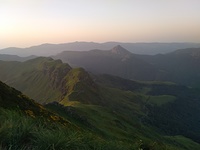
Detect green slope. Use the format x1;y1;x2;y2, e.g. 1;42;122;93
1;57;200;149
0;81;141;150
95;74;200;143
0;57;105;105
46;84;200;150
0;80;73;126
0;58;68;103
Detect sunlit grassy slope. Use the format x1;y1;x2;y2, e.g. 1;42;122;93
1;80;142;150
2;79;195;150
46;87;200;150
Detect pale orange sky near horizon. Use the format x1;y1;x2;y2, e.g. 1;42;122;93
0;0;200;48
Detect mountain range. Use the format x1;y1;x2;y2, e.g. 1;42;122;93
1;45;200;88
1;42;200;56
54;45;200;88
1;43;200;149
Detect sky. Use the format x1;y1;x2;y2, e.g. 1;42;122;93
0;0;200;48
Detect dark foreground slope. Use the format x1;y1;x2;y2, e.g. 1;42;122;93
0;80;142;150
1;78;200;150
0;80;94;150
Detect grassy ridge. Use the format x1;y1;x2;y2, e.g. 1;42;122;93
0;58;73;103
46;86;200;150
0;80;137;150
0;108;139;150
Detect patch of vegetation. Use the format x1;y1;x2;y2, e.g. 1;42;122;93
0;108;139;150
146;95;176;106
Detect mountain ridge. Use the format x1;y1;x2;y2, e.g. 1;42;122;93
54;46;200;88
110;45;132;56
1;77;200;149
0;57;100;104
1;42;200;56
54;46;159;81
1;57;200;149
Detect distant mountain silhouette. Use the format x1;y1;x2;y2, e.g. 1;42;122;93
0;54;36;62
54;46;159;80
110;45;131;55
54;46;200;88
0;42;200;56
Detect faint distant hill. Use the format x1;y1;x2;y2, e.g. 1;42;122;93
0;54;36;62
0;42;200;56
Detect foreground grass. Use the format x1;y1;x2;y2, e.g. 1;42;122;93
1;107;200;150
0;108;138;150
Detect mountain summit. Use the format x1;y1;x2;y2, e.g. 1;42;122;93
110;45;131;56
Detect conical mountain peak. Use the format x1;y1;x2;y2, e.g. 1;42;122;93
111;45;131;55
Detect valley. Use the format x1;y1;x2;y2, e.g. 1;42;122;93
0;55;200;149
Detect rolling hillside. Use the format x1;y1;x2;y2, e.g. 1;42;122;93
1;76;200;149
1;57;200;149
1;80;140;150
95;74;200;143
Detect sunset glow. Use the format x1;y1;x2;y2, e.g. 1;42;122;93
0;0;200;48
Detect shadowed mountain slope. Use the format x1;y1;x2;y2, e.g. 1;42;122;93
54;45;160;81
138;48;200;87
55;46;200;88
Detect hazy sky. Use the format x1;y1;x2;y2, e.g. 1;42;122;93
0;0;200;48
